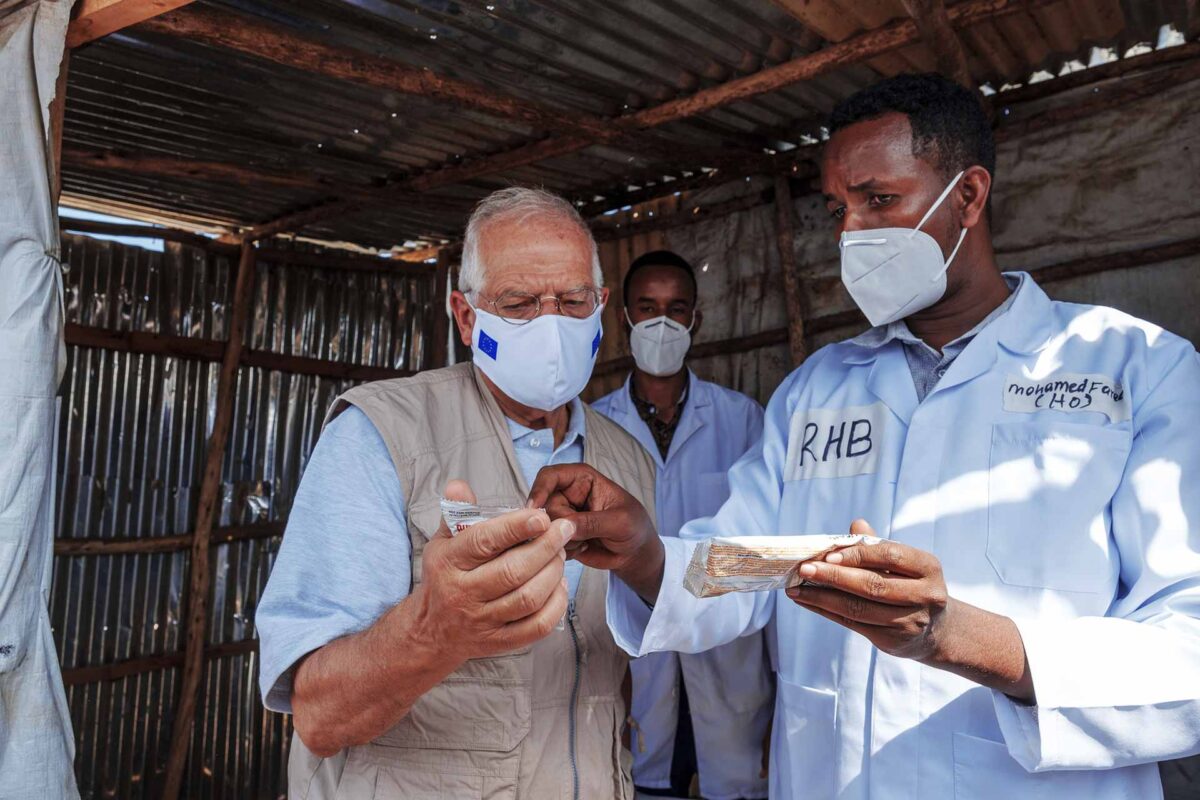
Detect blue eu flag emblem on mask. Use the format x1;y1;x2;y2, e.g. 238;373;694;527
592;330;601;356
478;330;499;360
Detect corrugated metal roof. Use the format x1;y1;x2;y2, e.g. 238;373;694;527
60;0;1190;250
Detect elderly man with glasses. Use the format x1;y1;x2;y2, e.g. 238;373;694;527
256;187;656;799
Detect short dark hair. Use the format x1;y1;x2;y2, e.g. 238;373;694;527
828;73;995;179
622;249;698;305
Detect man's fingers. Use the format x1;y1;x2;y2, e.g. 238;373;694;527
447;508;552;570
787;584;920;625
824;540;934;578
497;580;570;647
485;554;566;623
527;464;595;510
794;600;883;642
466;519;574;599
848;518;875;537
796;561;913;605
443;479;478;505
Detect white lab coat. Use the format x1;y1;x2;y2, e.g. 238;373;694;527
608;273;1200;800
595;373;773;800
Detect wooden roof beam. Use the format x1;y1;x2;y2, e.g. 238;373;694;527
62;146;475;214
245;0;1058;240
899;0;976;88
136;4;765;173
67;0;196;48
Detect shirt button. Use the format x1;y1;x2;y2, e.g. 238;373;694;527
531;438;541;447
936;368;946;377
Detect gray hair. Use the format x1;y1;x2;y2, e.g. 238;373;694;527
458;186;602;298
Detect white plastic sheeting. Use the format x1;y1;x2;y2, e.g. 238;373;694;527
0;1;79;796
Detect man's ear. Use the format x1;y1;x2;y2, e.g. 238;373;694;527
449;291;475;347
959;165;991;230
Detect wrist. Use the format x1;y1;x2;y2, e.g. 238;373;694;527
392;584;465;673
618;535;665;603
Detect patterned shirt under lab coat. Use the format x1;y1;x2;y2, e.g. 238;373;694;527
608;273;1200;800
595;373;772;800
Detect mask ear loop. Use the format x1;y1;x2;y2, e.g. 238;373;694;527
913;170;969;283
912;170;966;235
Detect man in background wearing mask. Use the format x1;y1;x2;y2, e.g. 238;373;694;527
530;73;1200;799
255;187;656;798
593;250;771;800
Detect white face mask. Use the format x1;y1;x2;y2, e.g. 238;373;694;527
626;309;694;377
470;303;603;412
839;171;968;327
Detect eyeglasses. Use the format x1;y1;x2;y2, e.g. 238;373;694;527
479;286;602;325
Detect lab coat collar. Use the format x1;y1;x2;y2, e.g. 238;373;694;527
613;369;710;467
843;271;1052;364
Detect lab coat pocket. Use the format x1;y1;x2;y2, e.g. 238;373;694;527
952;733;1077;800
986;422;1129;593
775;678;837;800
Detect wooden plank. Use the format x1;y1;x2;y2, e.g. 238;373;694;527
593;190;774;242
990;41;1200;106
591;236;1200;372
54;521;285;556
161;240;257;800
62;322;413;381
63;145;330;192
256;246;437;274
246;0;1053;240
137;4;604;139
995;57;1200;141
137;6;768;179
67;0;196;48
63;323;225;361
61;219;437;271
900;0;975;88
774;175;808;366
62;146;477;218
239;349;411;382
61;217;239;253
60;638;258;686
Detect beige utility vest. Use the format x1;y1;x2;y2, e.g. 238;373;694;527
288;363;656;800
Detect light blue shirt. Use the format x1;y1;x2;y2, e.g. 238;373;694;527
607;273;1200;800
257;399;587;713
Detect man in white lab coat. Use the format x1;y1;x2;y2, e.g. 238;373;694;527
593;250;771;800
532;73;1200;799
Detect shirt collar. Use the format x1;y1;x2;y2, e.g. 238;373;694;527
504;396;586;449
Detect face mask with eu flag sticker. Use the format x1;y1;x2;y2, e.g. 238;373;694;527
469;303;603;411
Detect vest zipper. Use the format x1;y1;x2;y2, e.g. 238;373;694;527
567;599;582;800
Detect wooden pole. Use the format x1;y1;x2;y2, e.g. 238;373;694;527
900;0;975;88
429;248;451;370
773;175;808;366
49;48;70;204
161;239;257;800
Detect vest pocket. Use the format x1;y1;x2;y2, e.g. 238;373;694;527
354;670;530;799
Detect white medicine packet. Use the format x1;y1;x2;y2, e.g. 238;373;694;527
438;497;565;630
439;498;522;536
684;534;873;598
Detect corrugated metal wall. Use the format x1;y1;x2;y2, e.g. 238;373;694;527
53;233;435;798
